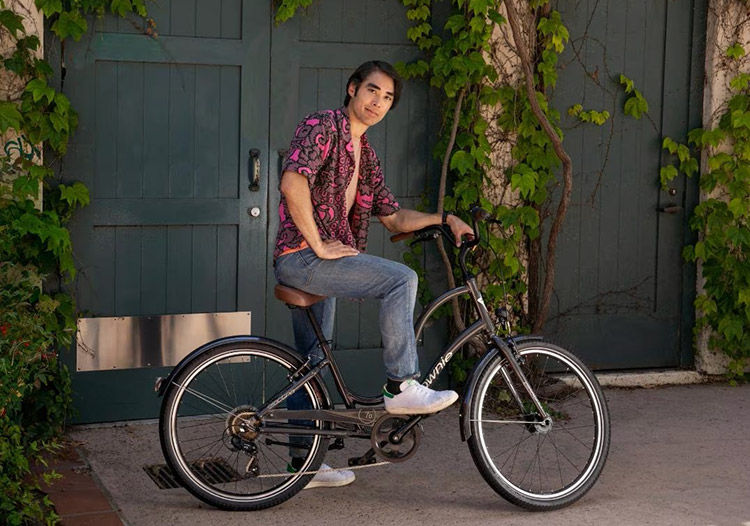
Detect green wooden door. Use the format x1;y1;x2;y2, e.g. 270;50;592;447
265;0;441;396
61;0;271;421
547;0;705;369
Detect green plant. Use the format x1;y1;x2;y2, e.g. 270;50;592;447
657;37;750;382
619;74;649;119
0;265;73;525
0;1;150;523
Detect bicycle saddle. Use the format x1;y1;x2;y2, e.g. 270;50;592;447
274;284;326;307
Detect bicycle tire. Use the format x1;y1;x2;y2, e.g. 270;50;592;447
467;340;610;510
159;340;329;511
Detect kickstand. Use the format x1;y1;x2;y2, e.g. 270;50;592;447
347;448;377;467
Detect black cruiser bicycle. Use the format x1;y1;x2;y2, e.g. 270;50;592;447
156;207;610;511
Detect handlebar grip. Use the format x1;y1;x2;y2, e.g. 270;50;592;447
390;232;414;243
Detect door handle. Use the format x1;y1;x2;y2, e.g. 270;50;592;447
657;205;682;214
248;149;260;191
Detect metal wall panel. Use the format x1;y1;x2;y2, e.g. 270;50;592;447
76;312;251;371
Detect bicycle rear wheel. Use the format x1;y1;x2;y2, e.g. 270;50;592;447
159;341;329;511
467;340;610;510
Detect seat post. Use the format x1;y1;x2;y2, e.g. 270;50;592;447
302;306;333;354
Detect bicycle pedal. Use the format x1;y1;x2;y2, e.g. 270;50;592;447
328;438;345;451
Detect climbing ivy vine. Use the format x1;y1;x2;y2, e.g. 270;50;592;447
659;37;750;382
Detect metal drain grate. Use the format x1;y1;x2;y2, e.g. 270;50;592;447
144;459;242;490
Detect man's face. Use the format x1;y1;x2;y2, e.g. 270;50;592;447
346;70;395;129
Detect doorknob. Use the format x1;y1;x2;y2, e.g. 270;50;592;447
247;207;261;218
248;149;260;191
657;205;682;214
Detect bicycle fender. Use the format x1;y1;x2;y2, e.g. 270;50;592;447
458;334;545;441
155;335;332;409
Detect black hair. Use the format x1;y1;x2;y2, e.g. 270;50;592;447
343;60;403;110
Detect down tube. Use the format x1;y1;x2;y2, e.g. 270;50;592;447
414;285;470;343
421;320;485;388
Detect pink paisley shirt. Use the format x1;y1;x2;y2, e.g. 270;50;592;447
273;107;400;259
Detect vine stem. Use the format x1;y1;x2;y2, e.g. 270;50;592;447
503;0;573;333
437;86;467;333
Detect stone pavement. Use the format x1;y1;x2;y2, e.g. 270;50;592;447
46;383;750;526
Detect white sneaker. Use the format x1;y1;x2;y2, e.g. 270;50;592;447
383;379;459;415
301;463;355;489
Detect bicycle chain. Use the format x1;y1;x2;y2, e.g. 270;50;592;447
256;461;391;479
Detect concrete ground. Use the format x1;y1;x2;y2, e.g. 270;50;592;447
70;383;750;526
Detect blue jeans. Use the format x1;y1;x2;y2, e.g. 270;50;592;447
274;248;421;381
274;248;421;458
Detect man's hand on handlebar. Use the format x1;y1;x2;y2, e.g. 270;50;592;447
445;213;474;247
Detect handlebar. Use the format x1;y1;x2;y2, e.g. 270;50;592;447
389;206;488;246
389;206;491;277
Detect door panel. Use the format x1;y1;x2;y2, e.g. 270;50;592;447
547;0;705;368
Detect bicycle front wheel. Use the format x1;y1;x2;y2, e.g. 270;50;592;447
159;341;329;511
467;340;610;510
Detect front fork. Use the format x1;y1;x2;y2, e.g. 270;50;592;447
459;334;548;442
490;334;550;421
465;277;549;422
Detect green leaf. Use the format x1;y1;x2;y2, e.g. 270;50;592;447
718;316;744;342
728;197;747;218
730;73;750;92
25;78;56;105
50;10;87;41
660;165;678;188
444;14;465;34
623;92;648;119
619;74;635;94
469;15;486;34
568;104;583;117
35;0;64;15
469;0;491;14
59;182;90;208
406;5;430;21
682;157;698;178
0;100;22;132
12;176;39;199
488;9;505;25
0;9;26;37
739;289;750;307
406;22;431;41
676;144;691;163
694;241;707;260
727;43;746;60
450;150;475;175
662;137;679;154
111;0;133;17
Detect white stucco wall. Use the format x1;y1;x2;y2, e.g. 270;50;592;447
695;0;750;374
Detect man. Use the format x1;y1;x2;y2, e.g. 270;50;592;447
274;60;473;488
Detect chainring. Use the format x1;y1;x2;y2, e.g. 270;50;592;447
370;414;422;463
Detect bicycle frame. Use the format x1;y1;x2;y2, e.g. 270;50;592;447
256;273;549;441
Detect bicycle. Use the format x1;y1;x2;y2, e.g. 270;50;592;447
156;206;611;511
